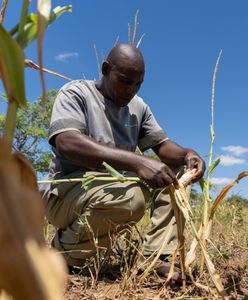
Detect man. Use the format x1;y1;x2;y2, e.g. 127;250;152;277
45;44;205;278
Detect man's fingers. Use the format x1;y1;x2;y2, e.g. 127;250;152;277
191;163;205;182
165;168;179;188
186;156;198;170
144;171;178;189
192;168;204;182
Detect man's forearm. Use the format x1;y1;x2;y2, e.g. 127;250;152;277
153;140;205;182
55;131;186;188
153;140;188;167
55;131;144;172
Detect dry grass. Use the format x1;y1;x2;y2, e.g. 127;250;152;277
44;197;248;299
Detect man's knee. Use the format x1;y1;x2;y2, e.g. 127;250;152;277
45;194;70;229
125;184;149;222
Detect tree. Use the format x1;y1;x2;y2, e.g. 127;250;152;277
0;90;57;175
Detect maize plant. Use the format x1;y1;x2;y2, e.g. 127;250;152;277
0;1;72;299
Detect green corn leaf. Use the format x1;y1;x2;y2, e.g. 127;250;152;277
208;157;221;178
102;161;125;181
18;0;31;37
0;25;26;106
9;23;19;36
15;14;38;49
48;5;72;23
10;5;72;49
198;178;205;192
82;175;95;190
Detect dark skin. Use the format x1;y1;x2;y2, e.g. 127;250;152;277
55;44;205;189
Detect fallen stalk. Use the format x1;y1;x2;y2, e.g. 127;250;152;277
25;59;72;81
38;177;141;184
168;169;196;290
38;176;142;191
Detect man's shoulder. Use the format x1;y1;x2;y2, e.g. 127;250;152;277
129;94;148;112
55;80;99;106
58;79;93;94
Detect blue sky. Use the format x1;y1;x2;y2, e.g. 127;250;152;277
2;0;248;198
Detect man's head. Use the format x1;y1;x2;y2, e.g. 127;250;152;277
99;44;145;107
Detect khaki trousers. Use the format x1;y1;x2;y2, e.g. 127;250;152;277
46;169;186;267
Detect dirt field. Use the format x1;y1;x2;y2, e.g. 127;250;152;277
63;246;247;299
58;200;248;299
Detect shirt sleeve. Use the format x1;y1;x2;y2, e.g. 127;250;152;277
48;82;88;146
138;105;168;151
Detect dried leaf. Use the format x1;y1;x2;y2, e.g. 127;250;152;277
0;0;9;25
199;242;228;298
38;0;51;20
210;171;248;219
132;9;139;45
185;224;203;269
0;139;66;299
139;225;174;282
136;33;145;48
167;170;196;289
13;152;38;191
37;0;51;101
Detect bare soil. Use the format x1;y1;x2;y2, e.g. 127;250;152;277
62;240;248;299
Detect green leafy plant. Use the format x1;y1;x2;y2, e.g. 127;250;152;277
0;1;72;154
0;1;72;298
0;89;56;174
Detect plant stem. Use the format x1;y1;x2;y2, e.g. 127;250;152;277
38;176;142;185
0;0;9;25
18;0;30;36
2;101;17;153
200;50;222;274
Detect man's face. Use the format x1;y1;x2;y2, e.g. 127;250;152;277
105;59;145;107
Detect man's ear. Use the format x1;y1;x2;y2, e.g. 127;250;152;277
102;61;111;76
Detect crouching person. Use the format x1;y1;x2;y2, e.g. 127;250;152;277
44;44;205;278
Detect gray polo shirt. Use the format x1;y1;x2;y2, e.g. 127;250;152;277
48;80;168;177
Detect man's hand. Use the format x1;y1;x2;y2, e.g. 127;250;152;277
184;151;206;183
135;157;179;189
152;140;206;184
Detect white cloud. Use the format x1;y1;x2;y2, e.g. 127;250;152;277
211;177;233;185
219;155;246;166
55;52;79;62
221;145;248;156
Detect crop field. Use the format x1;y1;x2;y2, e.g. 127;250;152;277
60;197;248;299
0;1;248;300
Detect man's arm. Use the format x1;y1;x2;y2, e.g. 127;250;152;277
55;130;179;189
153;140;206;183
